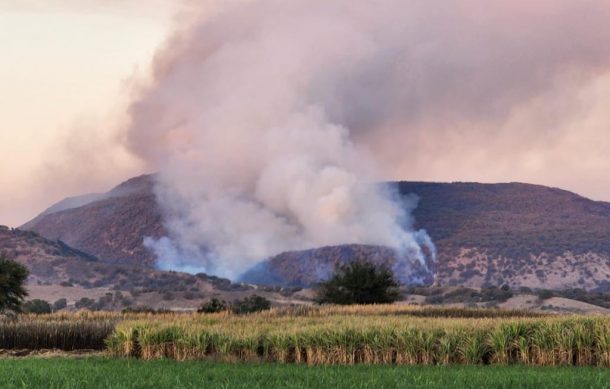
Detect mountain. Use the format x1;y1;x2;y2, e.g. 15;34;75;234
22;175;610;291
396;182;610;290
22;175;165;267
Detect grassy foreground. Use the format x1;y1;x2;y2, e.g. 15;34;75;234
0;358;609;389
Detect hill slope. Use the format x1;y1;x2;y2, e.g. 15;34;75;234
0;225;299;310
22;175;165;267
22;176;610;290
240;244;434;288
0;225;98;285
396;182;610;290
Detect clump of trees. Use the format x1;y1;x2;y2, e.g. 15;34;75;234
231;295;271;314
52;298;67;311
315;260;401;305
197;295;272;314
22;299;52;314
0;254;29;313
198;298;228;313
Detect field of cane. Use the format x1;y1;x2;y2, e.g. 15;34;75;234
0;311;117;351
104;305;610;367
2;305;610;368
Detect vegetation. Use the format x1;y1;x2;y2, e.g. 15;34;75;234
197;296;272;314
0;254;29;313
198;298;228;313
104;305;610;366
52;298;68;311
231;295;271;314
315;261;400;305
0;312;116;350
22;299;52;314
0;305;609;368
1;359;610;389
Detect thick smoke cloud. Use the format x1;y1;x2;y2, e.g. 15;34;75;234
125;0;610;279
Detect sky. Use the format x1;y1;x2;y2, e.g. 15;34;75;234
1;0;610;229
0;1;176;226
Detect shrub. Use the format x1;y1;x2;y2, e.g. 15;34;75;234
231;295;271;314
198;298;228;313
315;260;400;305
537;289;555;300
22;299;52;314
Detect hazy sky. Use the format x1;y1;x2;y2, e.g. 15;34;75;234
2;1;610;228
0;1;175;226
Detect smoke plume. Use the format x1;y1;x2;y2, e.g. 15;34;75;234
125;0;610;279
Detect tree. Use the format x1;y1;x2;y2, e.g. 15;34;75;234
315;260;401;305
0;254;29;313
22;299;52;314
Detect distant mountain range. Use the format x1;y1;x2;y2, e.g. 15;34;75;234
17;175;610;291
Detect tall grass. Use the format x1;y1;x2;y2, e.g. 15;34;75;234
2;306;609;366
0;312;117;350
103;306;610;366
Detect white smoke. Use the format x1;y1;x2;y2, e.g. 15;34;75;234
142;107;433;279
125;0;610;279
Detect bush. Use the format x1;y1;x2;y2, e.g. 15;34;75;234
315;260;400;305
198;298;228;313
22;299;52;314
0;254;29;313
231;295;271;314
52;298;67;311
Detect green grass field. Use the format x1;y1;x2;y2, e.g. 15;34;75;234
0;358;609;389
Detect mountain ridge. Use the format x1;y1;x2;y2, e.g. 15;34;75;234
20;175;610;291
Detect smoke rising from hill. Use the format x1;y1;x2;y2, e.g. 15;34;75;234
125;0;610;279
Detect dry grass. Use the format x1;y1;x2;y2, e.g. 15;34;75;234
0;312;117;350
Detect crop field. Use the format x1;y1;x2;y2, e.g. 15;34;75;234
1;358;610;389
2;305;610;368
0;312;116;350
